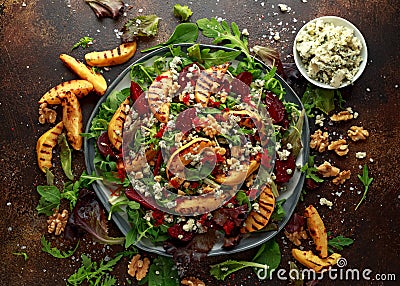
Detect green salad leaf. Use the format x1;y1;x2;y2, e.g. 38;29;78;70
355;164;373;210
147;256;180;286
121;15;160;42
71;36;93;51
328;235;354;253
197;18;251;61
141;23;199;52
36;185;61;216
301;84;344;116
173;4;193;22
58;133;74;180
187;44;241;68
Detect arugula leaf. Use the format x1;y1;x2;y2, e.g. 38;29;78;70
141;23;199;52
252;239;281;279
71;36;93;51
148;256;180;286
121;15;160;42
41;236;79;259
355;164;374;210
187;44;241;68
328;235;354;253
301;84;343;116
197;18;251;61
58;133;74;180
36;185;61;216
300;155;324;183
270;199;286;222
173;4;193;22
67;254;122;285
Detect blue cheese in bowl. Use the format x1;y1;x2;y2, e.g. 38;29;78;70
295;18;363;88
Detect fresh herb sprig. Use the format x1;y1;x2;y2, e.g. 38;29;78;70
355;164;373;210
71;36;93;51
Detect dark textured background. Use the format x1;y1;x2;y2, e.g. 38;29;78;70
0;0;399;285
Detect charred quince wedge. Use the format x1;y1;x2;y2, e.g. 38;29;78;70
195;62;230;107
59;53;107;95
108;96;130;151
38;80;94;104
61;91;83;150
240;184;275;233
292;249;341;272
36;121;64;172
304;205;328;258
85;42;137;67
147;70;174;123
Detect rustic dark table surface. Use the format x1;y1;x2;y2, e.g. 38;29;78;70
1;0;399;285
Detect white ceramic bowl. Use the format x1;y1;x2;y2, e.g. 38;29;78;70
293;16;368;89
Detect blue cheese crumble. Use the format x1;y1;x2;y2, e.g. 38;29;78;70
296;19;363;88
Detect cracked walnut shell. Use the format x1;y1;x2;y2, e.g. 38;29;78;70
317;161;340;177
182;277;206;286
310;129;329;152
47;209;68;235
328;139;349;156
332;170;351;185
348;126;369;141
128;254;150;281
330;110;353;122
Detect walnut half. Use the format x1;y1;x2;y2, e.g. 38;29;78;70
347;126;369;141
310;129;329;153
330;110;353;122
128;254;150;281
328;139;349;156
317;161;340;177
332;170;351;185
47;209;68;235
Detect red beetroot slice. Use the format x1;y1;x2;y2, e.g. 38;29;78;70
96;132;117;159
175;108;197;133
167;223;195;242
264;91;286;124
125;187;157;211
236;71;253;86
274;153;296;183
130;81;143;102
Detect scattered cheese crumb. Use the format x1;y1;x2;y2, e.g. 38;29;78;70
320;197;333;208
356;152;367;159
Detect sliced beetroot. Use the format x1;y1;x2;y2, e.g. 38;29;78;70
132;91;150;116
96;132;117;159
178;62;203;90
125;187;157;211
264;91;286;124
236;71;253;86
167;223;195;242
175;108;197;133
130;81;143;103
274;153;296;183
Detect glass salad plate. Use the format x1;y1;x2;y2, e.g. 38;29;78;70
84;44;309;256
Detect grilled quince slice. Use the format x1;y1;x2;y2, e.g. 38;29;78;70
61;91;83;150
38;80;94;104
36;121;64;172
59;53;107;95
304;205;328;258
147;71;175;123
85;42;137;67
108;97;130;151
240;184;275;233
195;63;230;107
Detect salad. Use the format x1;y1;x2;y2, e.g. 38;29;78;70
85;43;306;255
